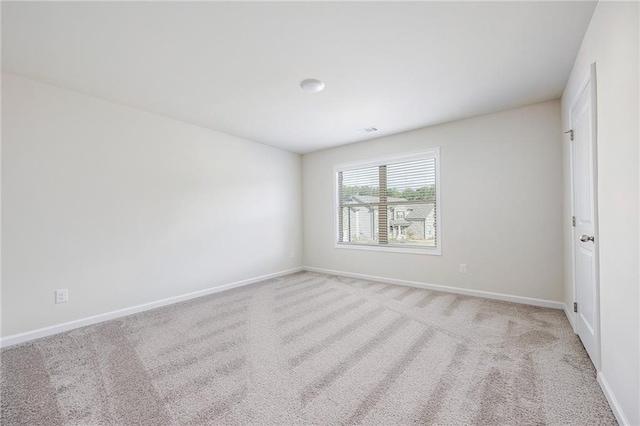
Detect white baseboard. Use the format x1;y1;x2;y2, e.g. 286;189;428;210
303;266;564;310
0;265;566;347
0;267;303;348
564;303;577;332
597;372;631;426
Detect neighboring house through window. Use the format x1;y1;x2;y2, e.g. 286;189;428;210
334;149;441;254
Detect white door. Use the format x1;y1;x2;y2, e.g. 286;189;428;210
571;64;599;368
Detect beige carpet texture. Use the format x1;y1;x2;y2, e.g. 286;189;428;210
1;272;616;425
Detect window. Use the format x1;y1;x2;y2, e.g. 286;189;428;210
334;149;440;255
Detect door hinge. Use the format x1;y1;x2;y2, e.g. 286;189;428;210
572;216;576;227
565;129;574;141
573;302;578;313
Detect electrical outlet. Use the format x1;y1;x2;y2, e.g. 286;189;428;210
55;289;69;304
459;264;467;274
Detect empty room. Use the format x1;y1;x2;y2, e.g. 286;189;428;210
1;1;638;425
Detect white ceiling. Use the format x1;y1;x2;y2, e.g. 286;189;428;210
2;2;596;154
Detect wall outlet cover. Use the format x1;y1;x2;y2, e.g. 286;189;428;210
55;289;69;304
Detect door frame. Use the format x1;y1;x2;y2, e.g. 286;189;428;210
569;62;601;371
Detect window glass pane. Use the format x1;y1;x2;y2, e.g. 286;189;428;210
336;151;439;253
386;158;436;201
388;203;436;247
341;206;378;244
341;166;379;199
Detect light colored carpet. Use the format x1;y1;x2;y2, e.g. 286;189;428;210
1;271;616;425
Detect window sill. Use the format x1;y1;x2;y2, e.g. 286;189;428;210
334;243;441;255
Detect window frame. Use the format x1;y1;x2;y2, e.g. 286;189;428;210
333;148;442;255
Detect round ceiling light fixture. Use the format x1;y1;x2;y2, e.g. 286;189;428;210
300;78;325;93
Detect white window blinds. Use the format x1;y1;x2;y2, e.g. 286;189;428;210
336;150;440;253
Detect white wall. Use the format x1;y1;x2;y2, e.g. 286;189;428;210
303;100;563;303
561;2;639;424
1;74;303;337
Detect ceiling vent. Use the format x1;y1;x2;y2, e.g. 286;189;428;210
357;127;379;134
